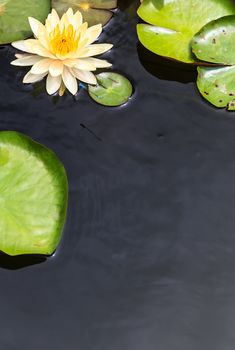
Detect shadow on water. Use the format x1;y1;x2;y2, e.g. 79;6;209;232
0;252;47;270
118;0;198;84
118;0;140;13
137;43;198;84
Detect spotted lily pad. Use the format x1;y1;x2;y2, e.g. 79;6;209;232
0;0;50;45
196;66;235;110
0;131;68;256
88;72;133;106
192;15;235;65
137;0;235;63
52;0;117;26
192;15;235;110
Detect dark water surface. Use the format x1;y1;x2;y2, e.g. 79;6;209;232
1;1;235;349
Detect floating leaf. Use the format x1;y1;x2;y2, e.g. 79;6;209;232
88;72;133;106
197;66;235;109
137;0;235;63
0;0;50;45
192;16;235;109
0;131;68;256
192;15;235;65
51;0;117;26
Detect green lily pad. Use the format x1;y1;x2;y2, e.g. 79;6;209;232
0;131;68;256
137;0;235;63
197;66;235;109
88;72;133;106
51;0;117;26
0;0;50;45
192;16;235;110
192;15;235;65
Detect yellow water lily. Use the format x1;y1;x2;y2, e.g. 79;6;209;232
11;8;113;96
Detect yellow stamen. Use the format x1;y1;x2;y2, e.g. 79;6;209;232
49;24;79;56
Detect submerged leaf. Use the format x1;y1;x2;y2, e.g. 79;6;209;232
0;131;68;256
88;72;133;106
137;0;235;63
0;0;50;44
51;0;117;26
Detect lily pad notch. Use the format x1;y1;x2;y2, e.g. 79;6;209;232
137;0;235;63
137;0;235;111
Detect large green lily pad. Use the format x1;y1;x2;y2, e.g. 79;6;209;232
192;16;235;110
137;0;235;63
192;15;235;65
88;72;133;106
52;0;117;26
0;131;68;256
0;0;50;45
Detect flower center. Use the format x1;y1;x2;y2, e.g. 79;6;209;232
49;24;79;56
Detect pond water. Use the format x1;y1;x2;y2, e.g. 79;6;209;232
1;1;235;349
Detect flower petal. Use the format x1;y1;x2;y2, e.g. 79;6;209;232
60;8;73;29
45;9;60;32
69;58;97;71
13;39;55;58
81;57;112;68
23;71;47;83
62;67;78;95
51;8;60;22
71;68;97;85
25;40;56;58
28;17;45;38
12;40;34;54
46;74;62;95
15;54;25;59
72;10;83;29
73;22;89;52
49;60;64;77
78;44;113;58
11;55;43;66
84;24;102;45
66;8;74;18
38;34;50;51
31;58;52;74
28;18;50;50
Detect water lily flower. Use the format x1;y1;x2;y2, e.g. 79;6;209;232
11;8;113;96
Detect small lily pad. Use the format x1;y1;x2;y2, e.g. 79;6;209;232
52;0;117;26
137;0;235;63
0;0;50;45
88;72;133;106
0;131;68;256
